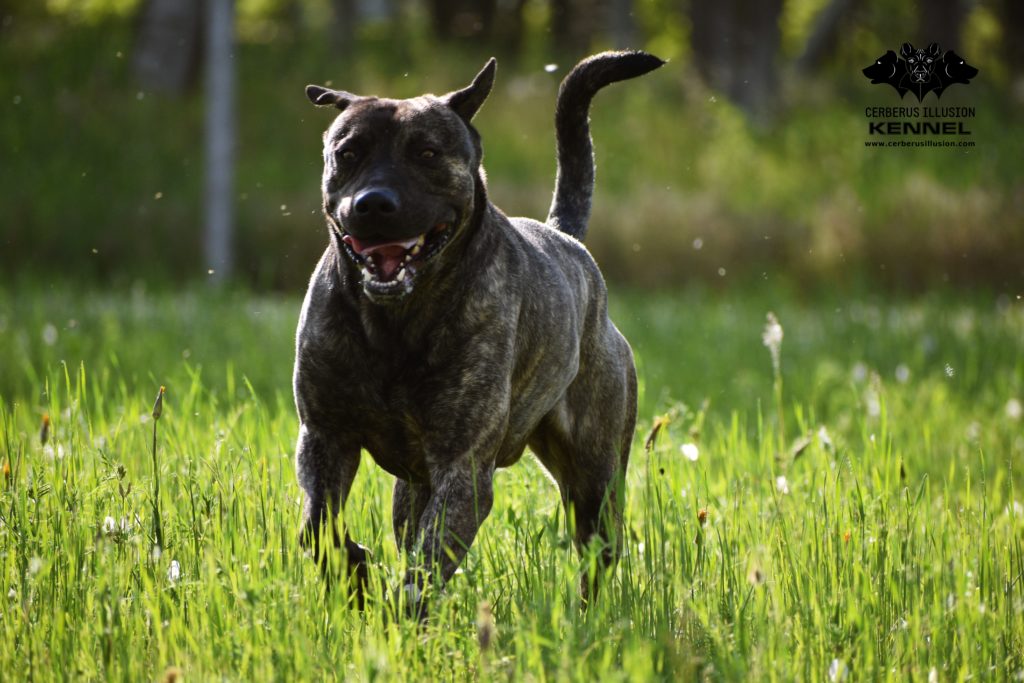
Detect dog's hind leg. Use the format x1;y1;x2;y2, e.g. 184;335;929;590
295;424;368;600
530;339;637;604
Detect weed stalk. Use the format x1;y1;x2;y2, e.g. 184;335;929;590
151;386;165;549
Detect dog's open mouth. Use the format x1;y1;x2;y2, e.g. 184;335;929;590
340;222;454;296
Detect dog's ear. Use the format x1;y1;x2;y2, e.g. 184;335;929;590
443;58;496;122
927;42;941;57
306;85;357;111
900;43;914;58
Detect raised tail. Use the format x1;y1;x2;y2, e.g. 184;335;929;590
546;50;664;241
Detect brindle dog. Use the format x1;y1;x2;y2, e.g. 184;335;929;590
295;51;663;613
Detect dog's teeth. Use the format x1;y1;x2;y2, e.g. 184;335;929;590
396;267;407;282
416;234;426;247
410;244;421;257
362;269;373;283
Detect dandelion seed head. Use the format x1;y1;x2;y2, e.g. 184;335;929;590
476;600;496;651
828;658;847;682
747;566;765;585
895;364;910;383
775;475;790;494
817;425;833;451
851;362;868;383
762;312;784;377
680;442;700;461
42;323;58;346
1007;398;1022;421
944;364;955;378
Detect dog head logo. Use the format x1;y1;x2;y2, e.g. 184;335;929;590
863;42;977;101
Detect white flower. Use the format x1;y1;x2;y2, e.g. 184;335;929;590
928;668;938;683
680;443;700;461
7;587;16;601
167;560;181;583
28;556;43;576
775;475;790;495
1007;398;1022;421
102;516;117;535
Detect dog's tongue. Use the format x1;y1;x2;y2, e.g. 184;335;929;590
343;235;419;280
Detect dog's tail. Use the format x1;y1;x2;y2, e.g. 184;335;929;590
546;50;664;241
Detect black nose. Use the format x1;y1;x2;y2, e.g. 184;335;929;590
353;188;399;216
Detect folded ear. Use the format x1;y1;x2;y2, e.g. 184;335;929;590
305;85;357;110
442;58;496;122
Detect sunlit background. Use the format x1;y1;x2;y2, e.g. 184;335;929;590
3;0;1021;291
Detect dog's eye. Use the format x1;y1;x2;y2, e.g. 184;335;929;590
338;149;357;162
420;149;436;160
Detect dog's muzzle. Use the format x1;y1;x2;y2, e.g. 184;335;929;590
340;222;455;299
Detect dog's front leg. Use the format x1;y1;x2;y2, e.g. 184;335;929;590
399;457;495;614
295;423;368;598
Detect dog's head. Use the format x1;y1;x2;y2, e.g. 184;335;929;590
901;42;941;85
941;50;978;85
306;59;496;302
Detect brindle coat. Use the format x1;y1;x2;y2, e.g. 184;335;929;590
294;51;663;612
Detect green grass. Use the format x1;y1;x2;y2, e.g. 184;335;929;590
2;284;1023;680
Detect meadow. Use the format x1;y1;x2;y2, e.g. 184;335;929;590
1;283;1022;681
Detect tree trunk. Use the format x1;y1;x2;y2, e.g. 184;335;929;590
330;0;358;57
132;0;202;93
688;0;782;118
204;0;236;283
795;0;858;74
1001;0;1024;78
919;0;967;52
608;0;636;50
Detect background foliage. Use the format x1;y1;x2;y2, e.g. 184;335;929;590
1;0;1022;291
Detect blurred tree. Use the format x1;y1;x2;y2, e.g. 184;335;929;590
132;0;202;93
689;0;783;117
330;0;357;56
795;0;859;74
607;0;637;50
997;0;1024;77
204;0;236;283
428;0;496;41
551;0;600;56
919;0;967;52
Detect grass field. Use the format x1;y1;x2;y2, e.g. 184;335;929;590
1;283;1023;681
